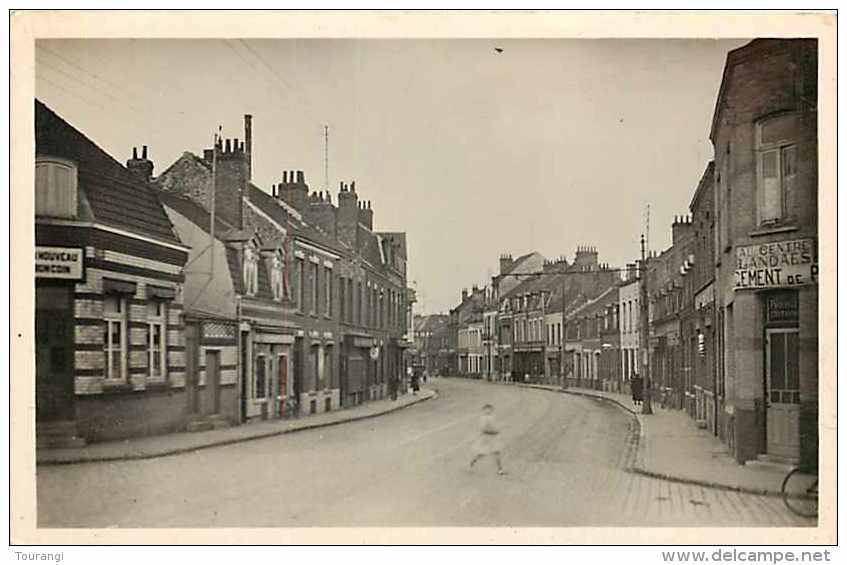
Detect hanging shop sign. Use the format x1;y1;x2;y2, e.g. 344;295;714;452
35;246;84;280
369;346;381;361
734;238;818;290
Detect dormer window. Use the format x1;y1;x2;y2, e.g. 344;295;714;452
243;245;259;296
35;157;78;218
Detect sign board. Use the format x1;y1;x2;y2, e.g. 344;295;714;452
369;346;381;361
766;291;799;324
35;246;84;280
735;238;817;290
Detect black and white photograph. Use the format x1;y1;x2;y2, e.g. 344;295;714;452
9;9;837;548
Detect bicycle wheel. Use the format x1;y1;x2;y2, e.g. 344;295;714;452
782;468;818;518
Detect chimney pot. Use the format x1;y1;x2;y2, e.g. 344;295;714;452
132;147;138;160
350;181;356;192
225;139;232;152
142;146;148;159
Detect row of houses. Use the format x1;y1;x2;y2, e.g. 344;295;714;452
440;38;819;469
34;100;413;447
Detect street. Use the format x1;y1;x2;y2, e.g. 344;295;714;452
37;379;810;528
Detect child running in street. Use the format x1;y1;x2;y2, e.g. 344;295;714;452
469;403;506;475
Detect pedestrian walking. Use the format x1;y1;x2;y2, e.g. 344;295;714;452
631;373;643;407
411;370;420;395
469;403;506;475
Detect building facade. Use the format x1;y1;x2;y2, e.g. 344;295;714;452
35;100;190;445
711;39;818;465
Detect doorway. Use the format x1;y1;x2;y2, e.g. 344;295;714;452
765;328;800;460
205;349;221;415
277;354;288;418
185;324;199;415
35;284;75;422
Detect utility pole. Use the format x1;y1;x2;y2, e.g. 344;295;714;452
639;233;653;415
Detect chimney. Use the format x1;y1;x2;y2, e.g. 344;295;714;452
461;288;468;302
499;253;514;274
359;198;374;230
244;114;253;180
336;179;359;246
126;145;154;183
213;132;250;229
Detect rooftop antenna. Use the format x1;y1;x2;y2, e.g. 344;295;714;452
645;203;651;256
324;124;329;193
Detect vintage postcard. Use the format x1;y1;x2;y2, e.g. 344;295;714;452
9;9;837;546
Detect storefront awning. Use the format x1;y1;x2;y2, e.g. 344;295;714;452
147;285;176;300
103;278;137;295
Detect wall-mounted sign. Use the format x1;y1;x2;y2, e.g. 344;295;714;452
735;238;818;290
35;246;84;280
766;291;799;324
369;346;381;360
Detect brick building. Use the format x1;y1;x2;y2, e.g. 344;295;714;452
688;162;718;434
35;100;189;445
710;39;818;465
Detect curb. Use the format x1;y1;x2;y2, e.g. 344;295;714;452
627;466;783;498
37;389;438;466
513;383;790;498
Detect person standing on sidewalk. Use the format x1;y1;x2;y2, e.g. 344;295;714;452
631;373;643;407
469;404;506;475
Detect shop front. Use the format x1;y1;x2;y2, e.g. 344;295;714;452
730;237;818;466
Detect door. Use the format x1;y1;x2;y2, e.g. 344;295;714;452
277;354;288;417
206;350;221;415
766;329;800;460
35;284;75;421
185;324;199;415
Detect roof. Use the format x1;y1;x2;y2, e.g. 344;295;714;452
158;191;235;236
689;161;715;212
35;99;181;245
568;286;619;320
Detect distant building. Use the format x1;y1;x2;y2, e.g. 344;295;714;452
618;263;640;385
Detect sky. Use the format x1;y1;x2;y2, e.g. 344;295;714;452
35;38;748;315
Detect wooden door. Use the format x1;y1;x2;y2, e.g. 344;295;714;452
766;329;801;460
277;354;288;417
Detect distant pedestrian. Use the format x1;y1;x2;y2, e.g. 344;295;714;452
631;373;643;406
469;403;506;475
411;371;420;394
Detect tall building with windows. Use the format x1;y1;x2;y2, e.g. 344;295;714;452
710;39;818;465
34;100;189;445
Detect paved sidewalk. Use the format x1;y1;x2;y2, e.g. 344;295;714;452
514;382;793;496
37;388;437;466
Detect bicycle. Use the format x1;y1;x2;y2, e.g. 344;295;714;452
781;466;818;518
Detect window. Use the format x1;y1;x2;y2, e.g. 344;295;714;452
313;347;321;389
324;267;332;316
296;258;305;311
254;355;267;400
103;294;127;381
324;348;333;389
35;157;78;218
757;114;799;225
243;246;258;296
310;262;319;314
147;300;167;378
340;277;346;323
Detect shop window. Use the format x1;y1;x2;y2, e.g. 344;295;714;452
146;300;167;378
103;294;127;381
35;157;78;218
